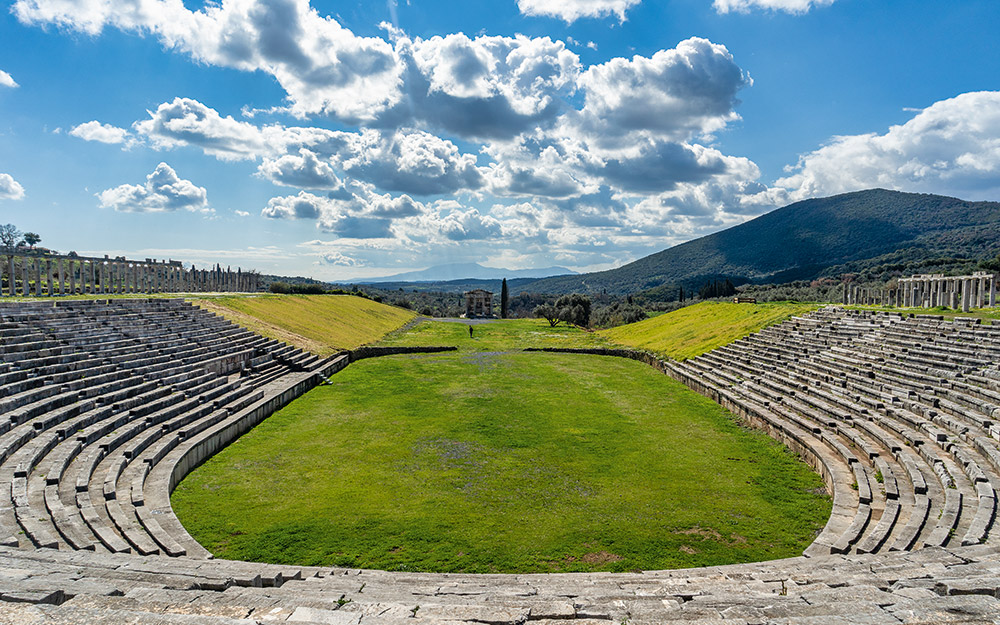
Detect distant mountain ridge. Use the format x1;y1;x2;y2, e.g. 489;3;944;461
354;262;576;283
524;189;1000;296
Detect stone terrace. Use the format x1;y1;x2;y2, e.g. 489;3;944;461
0;301;999;624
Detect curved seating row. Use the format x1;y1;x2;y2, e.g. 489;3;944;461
663;307;1000;559
0;299;332;558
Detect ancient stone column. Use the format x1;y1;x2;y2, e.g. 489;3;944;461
54;259;63;296
962;278;971;313
32;258;41;296
21;258;29;296
69;259;76;295
977;276;987;308
5;255;14;297
44;259;53;296
990;275;997;307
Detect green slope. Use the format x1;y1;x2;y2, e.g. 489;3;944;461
193;294;416;356
526;189;1000;295
601;301;821;360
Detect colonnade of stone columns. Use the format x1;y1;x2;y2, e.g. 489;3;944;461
897;272;996;312
0;252;261;297
843;272;997;312
843;284;896;308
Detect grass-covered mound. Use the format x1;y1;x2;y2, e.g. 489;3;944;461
601;301;820;360
192;294;416;356
172;351;830;573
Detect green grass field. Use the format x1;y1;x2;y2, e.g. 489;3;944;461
192;294;416;356
172;351;830;573
377;317;613;352
601;301;821;360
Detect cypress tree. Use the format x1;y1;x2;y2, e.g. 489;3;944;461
500;278;509;318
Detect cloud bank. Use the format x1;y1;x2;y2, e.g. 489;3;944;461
0;70;17;88
0;173;25;200
97;163;210;213
776;91;1000;201
70;121;131;144
516;0;641;23
713;0;836;14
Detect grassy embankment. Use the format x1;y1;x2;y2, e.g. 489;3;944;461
172;348;831;573
601;301;822;360
192;294;416;356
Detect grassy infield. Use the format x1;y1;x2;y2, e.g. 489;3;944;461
172;298;834;573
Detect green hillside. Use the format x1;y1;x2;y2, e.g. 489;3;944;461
193;294;416;356
601;301;821;360
527;189;1000;295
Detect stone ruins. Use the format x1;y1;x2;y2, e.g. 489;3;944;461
898;271;997;311
0;300;999;622
0;249;260;297
844;271;997;312
463;288;493;317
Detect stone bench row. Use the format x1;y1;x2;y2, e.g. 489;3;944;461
0;300;330;556
678;309;1000;555
740;320;993;540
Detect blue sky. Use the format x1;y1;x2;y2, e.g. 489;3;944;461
1;0;998;280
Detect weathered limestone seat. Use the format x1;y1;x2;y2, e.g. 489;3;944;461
665;307;1000;566
0;300;340;560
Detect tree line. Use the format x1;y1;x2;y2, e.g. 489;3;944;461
0;224;41;250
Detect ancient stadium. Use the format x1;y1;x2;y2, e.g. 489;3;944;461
0;288;999;624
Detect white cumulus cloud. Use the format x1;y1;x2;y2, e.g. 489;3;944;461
13;0;402;122
776;91;1000;201
135;97;269;160
517;0;641;23
132;98;488;196
713;0;836;13
0;173;25;200
70;120;131;144
577;37;751;144
0;70;17;88
97;162;210;213
321;251;361;266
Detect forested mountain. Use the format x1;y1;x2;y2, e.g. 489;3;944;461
525;189;1000;296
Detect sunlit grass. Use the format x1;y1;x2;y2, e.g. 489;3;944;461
377;317;614;352
172;351;830;573
601;301;822;360
192;294;416;356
